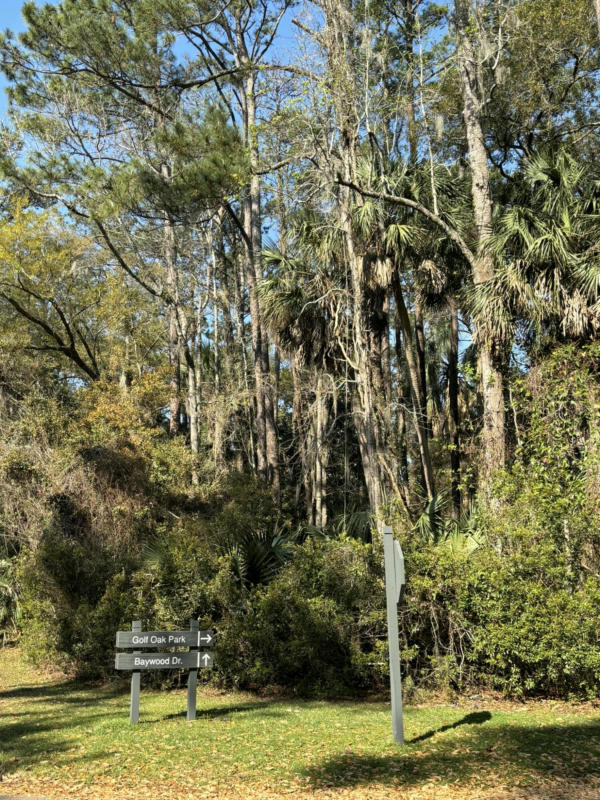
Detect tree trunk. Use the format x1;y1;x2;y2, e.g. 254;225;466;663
414;291;430;438
234;255;255;471
394;279;435;501
448;295;461;514
185;347;200;486
211;239;226;472
292;356;313;520
313;372;330;529
396;351;411;490
353;392;385;517
240;71;279;492
160;162;181;437
119;334;132;389
403;0;418;165
454;0;505;490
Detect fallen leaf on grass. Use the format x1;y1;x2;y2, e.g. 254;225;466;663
6;774;600;800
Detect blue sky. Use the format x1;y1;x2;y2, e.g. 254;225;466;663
1;1;31;118
1;1;56;119
1;0;29;35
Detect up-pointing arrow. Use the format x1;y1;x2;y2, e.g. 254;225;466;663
201;653;213;668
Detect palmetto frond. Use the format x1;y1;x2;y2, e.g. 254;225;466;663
335;509;372;541
486;147;600;340
353;200;379;239
469;266;522;344
261;249;308;329
226;528;293;590
383;222;415;254
414;496;482;553
574;256;600;301
259;246;334;366
414;493;454;542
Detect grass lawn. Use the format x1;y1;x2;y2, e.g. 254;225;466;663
1;647;600;799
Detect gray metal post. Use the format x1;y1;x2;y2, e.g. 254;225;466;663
187;619;199;721
130;620;141;724
383;526;405;744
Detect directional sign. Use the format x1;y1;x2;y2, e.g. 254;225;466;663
115;652;213;671
116;630;215;648
117;620;214;723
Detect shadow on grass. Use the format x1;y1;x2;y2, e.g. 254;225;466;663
159;700;284;722
0;679;284;776
410;710;492;742
4;671;600;797
0;679;128;706
0;708;120;778
303;717;600;792
0;678;131;775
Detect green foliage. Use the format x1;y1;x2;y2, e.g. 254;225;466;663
462;342;600;696
108;107;247;220
480;147;600;344
0;559;19;643
216;537;386;696
14;349;600;697
465;549;600;698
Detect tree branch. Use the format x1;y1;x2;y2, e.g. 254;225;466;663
336;175;477;270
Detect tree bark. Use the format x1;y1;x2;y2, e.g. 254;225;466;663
160;160;181;438
313;372;330;528
233;256;255;471
414;291;430;438
240;69;279;492
394;278;435;501
454;0;505;490
292;356;313;520
448;295;461;514
210;237;226;472
186;354;200;486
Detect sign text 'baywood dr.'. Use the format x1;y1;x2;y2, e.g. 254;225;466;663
115;651;213;670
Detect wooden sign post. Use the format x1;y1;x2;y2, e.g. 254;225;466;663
187;619;199;722
130;620;141;725
115;619;215;723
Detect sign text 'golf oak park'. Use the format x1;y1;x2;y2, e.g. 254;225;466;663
115;620;215;723
116;630;215;648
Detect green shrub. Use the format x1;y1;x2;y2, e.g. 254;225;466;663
215;537;386;696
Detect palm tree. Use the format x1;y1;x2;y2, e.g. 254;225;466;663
259;230;339;527
478;148;600;352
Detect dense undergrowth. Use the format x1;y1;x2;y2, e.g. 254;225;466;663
2;343;600;699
